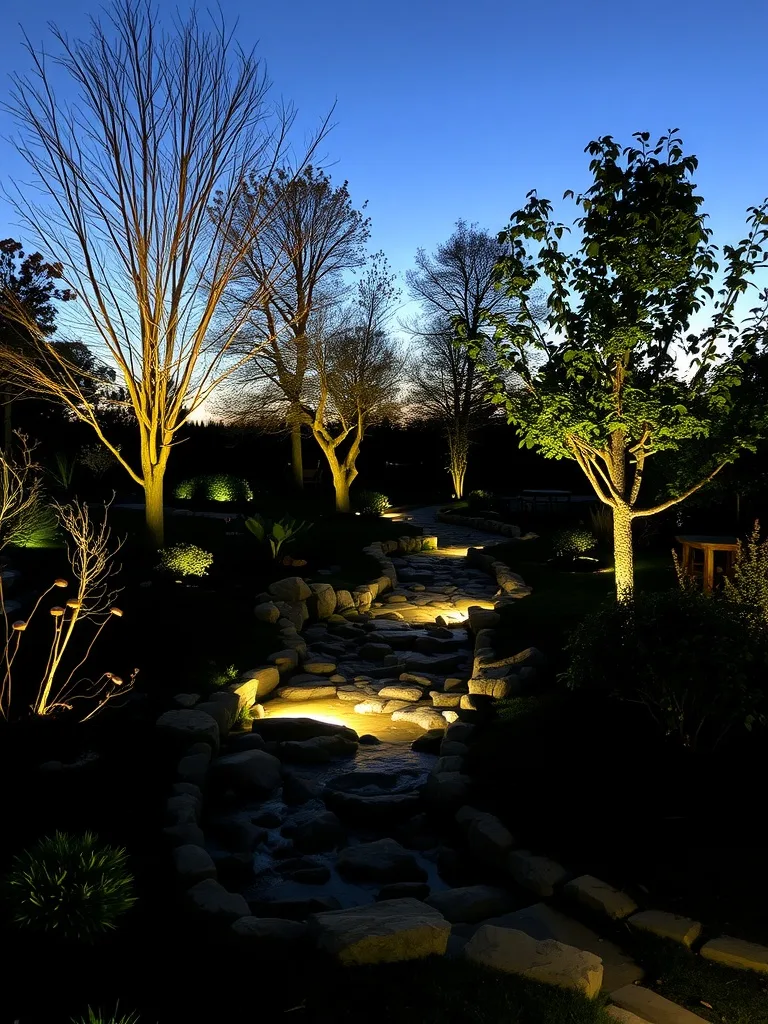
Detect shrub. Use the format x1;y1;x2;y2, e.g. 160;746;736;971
565;588;768;749
206;663;238;688
5;831;136;941
467;488;494;510
352;489;390;515
158;542;213;578
80;443;118;477
6;496;59;549
173;474;252;503
724;520;768;622
245;514;310;560
551;527;596;558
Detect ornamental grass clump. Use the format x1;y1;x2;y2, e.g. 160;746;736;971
72;1008;141;1024
5;831;136;942
157;542;213;578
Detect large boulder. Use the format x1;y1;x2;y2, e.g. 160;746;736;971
210;749;281;795
379;685;424;702
424;771;471;807
309;898;450;965
467;675;516;699
207;690;241;724
194;701;231;737
462;809;516;868
172;844;217;887
508;850;569;898
468;606;501;633
254;601;281;623
269;577;312;603
229;665;280;704
426;885;514;924
464;926;603;998
268;648;300;673
337;838;427;883
252;718;359;743
282;810;345;853
156;709;219;751
276;682;338;700
279;733;358;763
310;583;337;619
564;875;638;920
185;879;250;925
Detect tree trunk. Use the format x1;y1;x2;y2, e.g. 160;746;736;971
290;419;304;491
144;468;165;548
447;421;470;499
332;469;351;513
3;400;12;454
612;503;634;600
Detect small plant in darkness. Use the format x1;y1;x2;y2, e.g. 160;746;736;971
80;443;118;478
173;473;252;502
157;542;213;578
467;488;494;510
724;521;768;622
352;489;390;515
72;1005;141;1024
551;527;596;558
48;451;77;492
206;662;238;688
245;514;310;560
5;831;136;942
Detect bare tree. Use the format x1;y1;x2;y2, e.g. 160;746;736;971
405;221;521;497
301;257;404;511
0;0;326;545
212;165;370;489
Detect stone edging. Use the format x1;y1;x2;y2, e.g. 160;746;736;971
438;510;525;539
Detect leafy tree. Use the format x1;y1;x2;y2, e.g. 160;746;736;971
0;239;74;451
479;131;768;597
406;221;521;498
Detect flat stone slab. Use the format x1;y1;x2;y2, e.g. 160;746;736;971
508;850;569;897
425;885;514;924
564;875;638;920
309;898;450;965
610;985;707;1023
629;910;702;948
463;925;603;999
699;935;768;973
337;838;427;883
606;1008;653;1024
475;902;643;993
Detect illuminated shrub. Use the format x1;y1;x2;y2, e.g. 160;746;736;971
551;527;596;558
566;589;768;750
72;1008;140;1024
5;831;136;942
352;490;390;515
173;474;252;502
158;542;213;578
6;497;59;549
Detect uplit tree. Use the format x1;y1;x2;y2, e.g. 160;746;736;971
0;0;325;546
406;222;521;497
479;131;768;598
302;256;403;512
212;166;370;489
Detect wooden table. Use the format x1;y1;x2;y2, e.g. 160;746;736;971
675;535;739;593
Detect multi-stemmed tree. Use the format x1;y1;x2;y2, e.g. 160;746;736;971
212;166;370;489
476;132;768;598
405;221;521;497
0;0;325;546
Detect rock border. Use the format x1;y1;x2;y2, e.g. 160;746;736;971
438;510;526;540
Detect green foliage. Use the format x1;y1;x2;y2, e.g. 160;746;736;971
5;831;136;941
588;504;613;546
48;452;76;491
467;488;494;510
245;514;310;559
724;521;768;623
551;527;596;557
565;588;768;749
206;662;238;688
7;496;59;548
72;1007;141;1024
352;489;390;515
173;474;253;503
474;131;768;595
80;443;117;477
158;542;213;578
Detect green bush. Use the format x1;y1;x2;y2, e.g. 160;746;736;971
173;474;252;502
5;831;136;942
352;489;390;515
158;542;214;578
724;520;768;622
6;496;60;549
565;588;768;749
467;488;494;510
551;527;596;558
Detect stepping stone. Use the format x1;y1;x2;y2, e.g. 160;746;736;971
699;935;768;973
564;875;638;920
507;850;569;897
629;910;702;948
476;902;643;993
610;985;707;1023
310;898;450;965
606;1009;650;1024
426;885;514;924
463;925;603;999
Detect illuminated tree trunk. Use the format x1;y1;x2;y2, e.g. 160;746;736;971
143;465;166;549
612;503;634;600
332;469;351;513
290;419;304;490
447;423;469;499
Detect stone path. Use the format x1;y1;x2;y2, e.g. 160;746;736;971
403;504;507;549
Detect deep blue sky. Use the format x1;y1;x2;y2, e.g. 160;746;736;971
1;0;767;290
